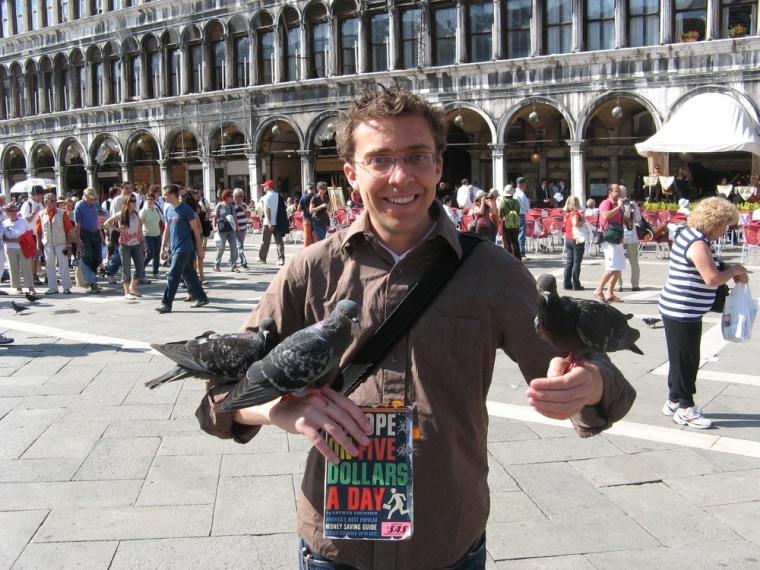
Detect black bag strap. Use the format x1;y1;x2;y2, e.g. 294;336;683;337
340;232;483;397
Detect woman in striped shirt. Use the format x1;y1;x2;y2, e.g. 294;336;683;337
658;197;749;429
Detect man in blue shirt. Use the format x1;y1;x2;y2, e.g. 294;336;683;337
156;184;208;314
74;187;103;292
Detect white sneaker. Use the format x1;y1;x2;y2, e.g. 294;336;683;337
662;400;679;416
673;407;713;429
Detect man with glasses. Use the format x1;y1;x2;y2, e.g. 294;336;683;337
36;193;75;295
198;83;633;569
74;188;103;293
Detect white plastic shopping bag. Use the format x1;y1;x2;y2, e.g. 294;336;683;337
721;283;758;343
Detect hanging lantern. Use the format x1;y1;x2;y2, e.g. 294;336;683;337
271;124;281;136
454;113;464;127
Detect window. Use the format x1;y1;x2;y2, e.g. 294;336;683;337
310;21;328;78
469;1;493;62
1;2;9;37
189;42;202;93
233;34;249;87
629;0;659;46
145;37;159;98
15;0;25;33
722;0;754;38
123;42;140;99
41;58;53;112
675;0;706;42
60;0;69;23
12;66;23;117
400;7;421;69
70;51;84;109
109;55;121;104
284;24;299;81
369;12;389;71
433;5;457;66
56;56;70;110
31;0;43;30
28;65;39;114
586;0;615;51
166;45;179;96
91;48;103;106
209;22;225;90
546;0;572;54
339;17;358;74
505;0;531;59
259;29;274;83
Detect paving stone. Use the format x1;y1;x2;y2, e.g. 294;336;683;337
488;435;621;466
602;482;738;547
586;539;760;569
221;451;308;477
137;454;221;506
64;404;174;421
1;479;142;510
0;457;82;483
212;475;296;536
34;504;213;541
665;468;760;506
494;554;595;569
21;417;109;460
488;490;545;525
12;540;119;570
0;510;48;569
0;396;23;419
706;501;760;547
110;534;298;570
0;408;66;460
487;452;520;493
102;418;198;438
73;437;160;481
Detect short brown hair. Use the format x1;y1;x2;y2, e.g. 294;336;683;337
336;82;447;163
220;189;234;200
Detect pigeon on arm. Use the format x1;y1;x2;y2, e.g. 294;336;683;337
145;318;279;388
534;273;643;364
218;299;360;411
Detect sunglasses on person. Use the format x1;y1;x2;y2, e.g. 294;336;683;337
129;199;137;203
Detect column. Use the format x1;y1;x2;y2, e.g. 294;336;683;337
356;9;366;74
300;18;309;81
489;144;505;194
456;0;466;63
328;14;337;77
85;164;95;190
567;140;586;203
531;0;542;56
158;159;171;188
201;156;215;201
54;167;63;196
608;146;620;185
572;0;582;53
298;150;314;191
0;170;8;199
661;0;674;43
387;4;398;70
272;27;281;83
248;153;262;202
492;0;503;60
120;161;130;184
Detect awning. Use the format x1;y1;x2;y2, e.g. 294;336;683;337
635;93;760;156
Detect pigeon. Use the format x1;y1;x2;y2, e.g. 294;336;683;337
145;318;280;389
642;317;661;328
534;274;643;362
11;301;29;315
25;292;40;303
218;299;361;411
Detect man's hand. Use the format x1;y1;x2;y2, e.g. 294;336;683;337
265;388;373;465
526;357;603;420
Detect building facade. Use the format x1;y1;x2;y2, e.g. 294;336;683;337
1;0;759;204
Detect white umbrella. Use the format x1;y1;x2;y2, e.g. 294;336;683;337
9;178;57;194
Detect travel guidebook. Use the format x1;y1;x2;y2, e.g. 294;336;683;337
323;404;413;540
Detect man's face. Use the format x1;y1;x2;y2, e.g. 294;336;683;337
609;185;621;199
344;115;441;248
45;196;57;211
122;184;133;195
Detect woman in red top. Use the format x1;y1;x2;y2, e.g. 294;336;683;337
563;196;586;290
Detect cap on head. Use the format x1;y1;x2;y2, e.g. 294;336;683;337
261;180;275;189
516;177;526;184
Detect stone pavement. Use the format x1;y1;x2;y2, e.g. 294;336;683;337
1;236;760;569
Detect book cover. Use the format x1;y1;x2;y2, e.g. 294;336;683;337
323;405;413;540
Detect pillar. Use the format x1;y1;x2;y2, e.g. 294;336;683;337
568;140;586;203
489;144;505;193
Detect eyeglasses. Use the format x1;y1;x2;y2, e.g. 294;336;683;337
355;152;437;175
146;197;155;200
129;199;137;203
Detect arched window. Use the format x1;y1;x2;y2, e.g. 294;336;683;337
40;57;53;113
0;68;8;119
399;3;422;69
208;21;226;90
10;63;22;117
162;31;181;96
122;38;140;99
90;46;104;106
255;13;275;84
281;8;300;81
104;42;121;104
183;26;203;93
229;16;250;87
432;2;456;66
70;50;85;108
144;36;160;98
307;4;328;78
504;0;530;58
54;54;70;110
546;0;572;54
336;0;358;75
25;60;40;115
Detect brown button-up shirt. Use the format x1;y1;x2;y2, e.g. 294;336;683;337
197;203;635;569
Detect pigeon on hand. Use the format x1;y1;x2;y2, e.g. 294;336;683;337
218;299;361;411
145;318;279;389
642;317;661;328
11;301;29;315
25;292;40;303
535;274;643;363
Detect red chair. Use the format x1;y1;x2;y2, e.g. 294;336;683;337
250;215;263;232
333;208;349;226
288;211;304;244
461;213;474;232
642;211;660;226
741;222;760;264
532;217;553;253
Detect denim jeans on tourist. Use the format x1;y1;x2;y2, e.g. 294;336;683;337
518;214;527;257
162;250;207;308
312;220;328;241
79;229;102;272
563;238;586;289
214;230;238;268
105;246;122;276
236;229;248;267
143;235;161;276
119;243;145;283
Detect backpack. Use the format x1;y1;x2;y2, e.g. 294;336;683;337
504;210;520;229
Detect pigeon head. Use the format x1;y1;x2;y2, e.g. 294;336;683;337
259;317;277;338
330;299;361;329
536;274;558;300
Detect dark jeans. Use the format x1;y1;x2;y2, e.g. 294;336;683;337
161;249;207;309
298;533;486;569
518;215;527;257
144;235;161;275
662;315;702;408
563;238;586;289
79;229;102;272
105;247;121;276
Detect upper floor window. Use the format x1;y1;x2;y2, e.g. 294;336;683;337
232;33;250;87
337;4;358;75
675;0;706;42
258;28;275;84
505;0;531;59
722;0;754;38
189;42;202;92
433;5;457;66
209;22;226;90
60;0;69;23
586;0;615;50
1;2;9;38
546;0;572;54
308;5;329;79
469;0;493;62
399;7;421;69
90;48;103;106
629;0;659;46
281;9;300;81
15;0;25;33
25;62;39;115
71;51;85;108
145;36;160;98
369;12;389;72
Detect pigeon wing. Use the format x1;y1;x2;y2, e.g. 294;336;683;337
577;302;642;354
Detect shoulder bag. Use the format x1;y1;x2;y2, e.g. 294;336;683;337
19;230;37;259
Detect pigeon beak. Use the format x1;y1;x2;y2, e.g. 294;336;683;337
352;317;361;329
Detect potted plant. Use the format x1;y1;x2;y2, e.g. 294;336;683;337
679;30;700;42
729;24;747;38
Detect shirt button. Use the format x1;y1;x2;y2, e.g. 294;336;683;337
391;354;400;363
396;267;403;275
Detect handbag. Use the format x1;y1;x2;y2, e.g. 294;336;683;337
217;217;234;233
19;231;37;258
340;233;482;396
602;223;624;244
